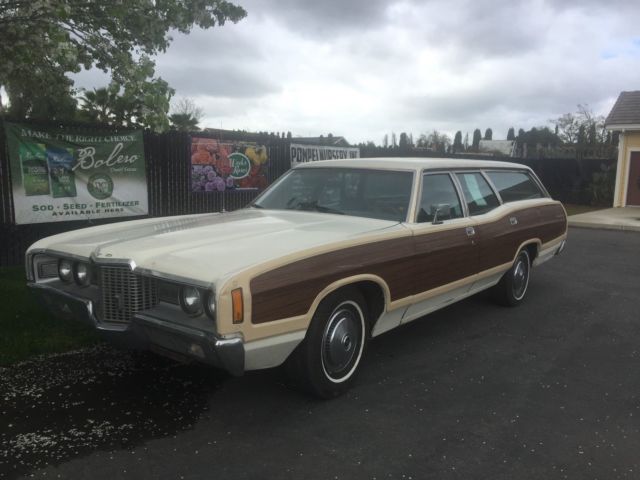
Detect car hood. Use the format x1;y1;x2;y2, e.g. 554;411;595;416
30;209;406;285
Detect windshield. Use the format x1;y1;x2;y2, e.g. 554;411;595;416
252;167;414;222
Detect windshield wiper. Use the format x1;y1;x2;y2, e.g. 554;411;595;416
312;204;344;215
251;204;265;209
284;198;344;215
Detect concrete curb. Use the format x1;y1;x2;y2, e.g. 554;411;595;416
568;220;640;232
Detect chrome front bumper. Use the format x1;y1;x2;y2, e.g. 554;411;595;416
29;283;245;376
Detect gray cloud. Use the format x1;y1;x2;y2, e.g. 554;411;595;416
238;0;393;36
153;24;278;98
159;64;279;98
163;27;264;62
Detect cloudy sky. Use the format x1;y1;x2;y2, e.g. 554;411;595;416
76;0;640;144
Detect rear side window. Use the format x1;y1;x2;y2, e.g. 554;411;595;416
486;171;544;202
455;172;500;215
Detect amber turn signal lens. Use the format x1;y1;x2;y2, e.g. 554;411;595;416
231;288;244;324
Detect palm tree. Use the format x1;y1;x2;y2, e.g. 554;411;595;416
169;98;203;131
169;112;200;131
79;87;119;124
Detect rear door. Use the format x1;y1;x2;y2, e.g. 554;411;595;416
454;171;504;272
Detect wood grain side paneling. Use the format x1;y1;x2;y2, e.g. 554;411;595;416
250;235;415;324
250;203;567;324
250;227;471;324
476;204;566;270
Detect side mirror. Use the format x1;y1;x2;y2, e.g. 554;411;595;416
431;203;451;225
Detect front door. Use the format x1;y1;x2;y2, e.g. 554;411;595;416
403;172;479;322
627;152;640;206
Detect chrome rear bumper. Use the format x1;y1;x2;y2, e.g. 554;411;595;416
29;283;245;376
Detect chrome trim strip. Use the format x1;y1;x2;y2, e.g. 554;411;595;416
31;249;213;289
29;248;89;262
449;171;470;218
480;170;504;205
91;253;137;271
413;170;469;223
133;267;213;289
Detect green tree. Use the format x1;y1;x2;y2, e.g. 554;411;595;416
472;129;482;149
78;85;121;124
5;73;77;121
420;130;450;153
453;131;463;152
78;58;174;131
553;104;606;145
518;127;561;148
507;127;515;140
484;128;493;140
0;0;245;124
170;98;204;131
399;132;410;151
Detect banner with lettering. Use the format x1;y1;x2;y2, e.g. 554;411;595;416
4;122;148;224
290;143;360;167
191;137;269;192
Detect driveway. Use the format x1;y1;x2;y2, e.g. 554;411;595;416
2;227;639;479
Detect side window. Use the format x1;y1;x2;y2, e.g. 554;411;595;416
456;172;500;215
417;174;464;223
486;171;544;202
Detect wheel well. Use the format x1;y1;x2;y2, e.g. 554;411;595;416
524;243;538;264
338;281;386;329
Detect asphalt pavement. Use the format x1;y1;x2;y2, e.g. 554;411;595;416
1;227;639;479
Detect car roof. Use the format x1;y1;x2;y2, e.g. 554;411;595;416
294;157;531;172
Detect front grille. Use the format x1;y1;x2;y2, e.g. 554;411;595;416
98;265;158;324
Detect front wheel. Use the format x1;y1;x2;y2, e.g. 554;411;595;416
492;249;531;307
285;288;369;398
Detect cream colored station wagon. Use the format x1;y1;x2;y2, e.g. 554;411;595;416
27;158;567;397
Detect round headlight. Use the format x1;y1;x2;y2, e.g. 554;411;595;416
205;291;216;320
74;262;91;287
180;286;202;315
58;259;73;282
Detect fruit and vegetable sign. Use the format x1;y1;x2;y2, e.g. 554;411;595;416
191;137;268;192
4;122;148;225
290;143;359;167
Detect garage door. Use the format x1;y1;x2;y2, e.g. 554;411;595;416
627;152;640;206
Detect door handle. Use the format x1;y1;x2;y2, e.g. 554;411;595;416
466;226;475;237
509;216;518;226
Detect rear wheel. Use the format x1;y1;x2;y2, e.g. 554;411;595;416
492;249;531;307
286;288;369;398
